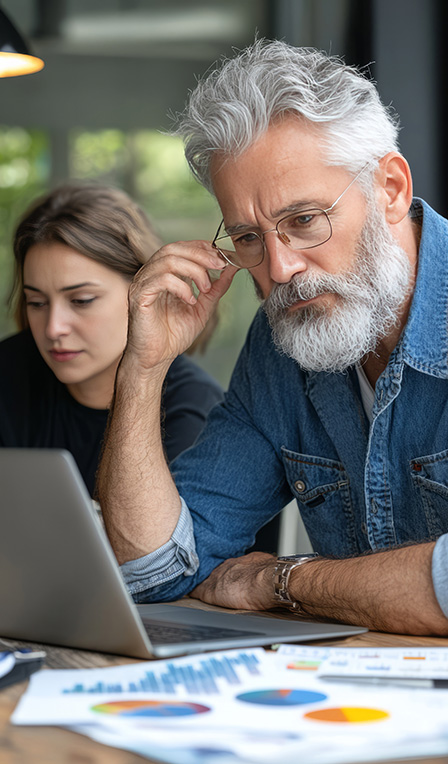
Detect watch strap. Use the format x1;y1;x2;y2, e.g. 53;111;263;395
273;554;319;613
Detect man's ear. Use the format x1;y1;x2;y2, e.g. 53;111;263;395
375;152;413;225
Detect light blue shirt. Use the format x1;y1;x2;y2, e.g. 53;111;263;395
121;199;448;619
432;535;448;617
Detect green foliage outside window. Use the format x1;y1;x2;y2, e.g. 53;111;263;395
0;127;49;338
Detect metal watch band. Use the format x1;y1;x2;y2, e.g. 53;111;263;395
273;554;319;613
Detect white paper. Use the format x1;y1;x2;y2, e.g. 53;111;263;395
276;644;448;678
12;645;448;764
0;651;15;680
12;648;271;725
319;648;448;680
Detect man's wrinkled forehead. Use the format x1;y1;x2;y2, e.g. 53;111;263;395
209;116;324;183
209;117;348;230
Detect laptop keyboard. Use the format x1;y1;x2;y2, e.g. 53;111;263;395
141;617;262;644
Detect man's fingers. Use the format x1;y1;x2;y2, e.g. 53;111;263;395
190;552;276;610
130;246;227;308
130;271;202;309
148;241;226;273
196;262;239;310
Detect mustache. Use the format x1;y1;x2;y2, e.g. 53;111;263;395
264;270;370;312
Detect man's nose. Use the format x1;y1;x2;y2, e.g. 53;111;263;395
264;231;308;284
45;305;71;340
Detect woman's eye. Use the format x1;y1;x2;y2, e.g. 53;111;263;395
26;301;46;309
72;297;96;306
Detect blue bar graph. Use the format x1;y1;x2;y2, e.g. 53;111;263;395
62;651;261;695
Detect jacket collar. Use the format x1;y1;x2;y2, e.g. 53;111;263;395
401;198;448;378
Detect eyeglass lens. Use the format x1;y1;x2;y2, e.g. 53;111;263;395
215;209;332;268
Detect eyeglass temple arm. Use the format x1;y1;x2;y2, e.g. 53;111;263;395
325;161;374;213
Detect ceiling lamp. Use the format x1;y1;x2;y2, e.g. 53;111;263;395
0;8;44;77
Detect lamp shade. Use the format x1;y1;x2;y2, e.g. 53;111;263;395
0;8;44;77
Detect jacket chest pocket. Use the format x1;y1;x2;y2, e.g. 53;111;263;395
281;447;357;557
410;449;448;537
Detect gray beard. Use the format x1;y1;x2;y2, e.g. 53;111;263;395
262;206;412;373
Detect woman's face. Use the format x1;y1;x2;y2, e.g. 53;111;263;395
23;242;131;408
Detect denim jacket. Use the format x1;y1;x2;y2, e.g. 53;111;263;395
123;199;448;614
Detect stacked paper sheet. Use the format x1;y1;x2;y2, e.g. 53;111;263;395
12;646;448;764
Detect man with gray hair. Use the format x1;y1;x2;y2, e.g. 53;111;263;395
98;40;448;635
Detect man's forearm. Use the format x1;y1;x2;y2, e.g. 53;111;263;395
97;357;182;565
96;241;233;567
287;542;448;635
193;542;448;636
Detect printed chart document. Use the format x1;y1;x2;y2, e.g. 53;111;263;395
12;649;271;726
12;646;448;764
316;646;448;680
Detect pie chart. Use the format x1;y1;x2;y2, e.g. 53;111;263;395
91;700;211;717
236;688;327;706
305;706;389;723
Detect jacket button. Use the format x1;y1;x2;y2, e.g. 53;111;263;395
294;480;306;493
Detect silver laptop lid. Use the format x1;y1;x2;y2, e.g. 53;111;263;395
0;448;367;659
0;448;153;658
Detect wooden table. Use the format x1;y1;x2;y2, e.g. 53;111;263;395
2;602;448;764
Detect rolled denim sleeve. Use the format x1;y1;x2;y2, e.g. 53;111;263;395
432;534;448;617
119;497;199;596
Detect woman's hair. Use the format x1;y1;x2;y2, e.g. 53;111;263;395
174;39;400;194
10;181;217;352
11;182;161;330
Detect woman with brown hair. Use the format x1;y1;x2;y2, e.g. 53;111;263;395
0;182;222;495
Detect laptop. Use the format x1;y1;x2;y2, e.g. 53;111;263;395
0;448;366;658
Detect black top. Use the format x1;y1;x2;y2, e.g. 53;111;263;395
0;330;223;496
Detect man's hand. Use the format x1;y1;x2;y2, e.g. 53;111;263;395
191;552;277;610
190;543;448;636
126;241;237;373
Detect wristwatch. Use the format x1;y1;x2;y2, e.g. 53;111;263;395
273;554;319;613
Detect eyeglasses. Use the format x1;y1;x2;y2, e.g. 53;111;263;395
212;163;371;269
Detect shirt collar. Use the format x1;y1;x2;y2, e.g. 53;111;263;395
401;198;448;378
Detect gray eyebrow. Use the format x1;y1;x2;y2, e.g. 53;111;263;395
225;200;320;235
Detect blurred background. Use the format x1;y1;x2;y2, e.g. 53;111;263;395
0;0;443;554
0;0;444;388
